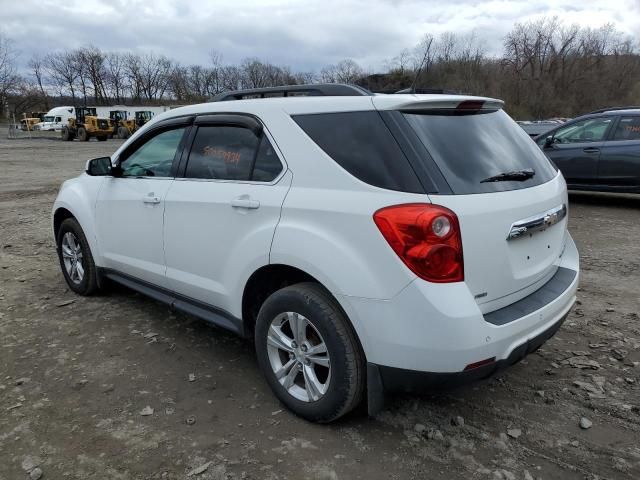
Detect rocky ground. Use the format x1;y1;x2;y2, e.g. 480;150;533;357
0;138;639;480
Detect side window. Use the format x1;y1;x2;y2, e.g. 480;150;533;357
55;116;61;122
252;136;283;182
553;117;612;143
184;125;282;182
120;127;186;177
612;116;640;141
293;111;423;193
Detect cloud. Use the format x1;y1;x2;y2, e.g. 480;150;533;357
2;0;639;72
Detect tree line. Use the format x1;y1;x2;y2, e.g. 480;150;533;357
1;17;639;120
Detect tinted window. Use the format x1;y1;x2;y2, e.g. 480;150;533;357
252;136;283;182
552;117;612;143
404;110;557;194
293;111;423;193
613;116;640;141
120;127;186;177
185;126;259;180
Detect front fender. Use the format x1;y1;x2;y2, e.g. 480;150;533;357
52;175;105;265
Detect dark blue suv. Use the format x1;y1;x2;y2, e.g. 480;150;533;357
535;107;640;193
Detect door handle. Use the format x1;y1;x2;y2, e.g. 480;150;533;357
143;194;161;204
583;147;600;153
230;196;260;209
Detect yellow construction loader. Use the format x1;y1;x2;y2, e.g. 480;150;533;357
109;110;154;139
109;110;133;139
61;107;112;141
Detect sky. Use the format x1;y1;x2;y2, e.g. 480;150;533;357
2;0;639;72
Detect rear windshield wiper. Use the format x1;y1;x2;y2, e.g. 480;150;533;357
480;168;535;183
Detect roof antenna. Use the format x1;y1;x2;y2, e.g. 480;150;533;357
409;37;433;94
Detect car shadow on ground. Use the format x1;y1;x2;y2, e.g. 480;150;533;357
568;190;640;209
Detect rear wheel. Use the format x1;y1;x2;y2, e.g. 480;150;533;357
77;127;88;141
56;218;98;295
117;126;128;139
255;282;365;423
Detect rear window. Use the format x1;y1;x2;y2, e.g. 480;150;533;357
293;111;423;193
404;109;557;194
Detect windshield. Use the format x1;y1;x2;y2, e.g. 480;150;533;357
403;109;557;194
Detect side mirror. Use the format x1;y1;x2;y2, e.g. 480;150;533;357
543;136;554;148
85;157;113;176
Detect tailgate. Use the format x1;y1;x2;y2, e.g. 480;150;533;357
432;173;568;312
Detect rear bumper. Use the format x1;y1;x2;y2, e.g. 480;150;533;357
337;233;579;374
370;308;568;393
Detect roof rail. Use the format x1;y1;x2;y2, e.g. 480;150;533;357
210;83;372;102
587;106;640;114
394;88;460;95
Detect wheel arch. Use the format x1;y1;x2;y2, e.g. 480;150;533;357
241;264;366;358
52;180;104;266
53;207;75;244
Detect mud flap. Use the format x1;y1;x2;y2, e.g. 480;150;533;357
367;362;385;416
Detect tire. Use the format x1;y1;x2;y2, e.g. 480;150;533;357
77;127;88;141
61;127;71;141
56;218;99;296
97;136;107;142
117;126;128;139
255;282;365;423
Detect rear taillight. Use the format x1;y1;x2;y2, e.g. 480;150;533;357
373;203;464;283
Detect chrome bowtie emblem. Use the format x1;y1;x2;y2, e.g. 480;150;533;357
507;204;567;240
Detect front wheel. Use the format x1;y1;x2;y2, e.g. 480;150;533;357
56;218;98;295
77;127;88;141
61;127;71;141
255;283;365;423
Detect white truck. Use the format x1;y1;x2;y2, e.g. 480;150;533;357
34;106;75;131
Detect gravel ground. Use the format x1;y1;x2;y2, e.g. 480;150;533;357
1;138;639;480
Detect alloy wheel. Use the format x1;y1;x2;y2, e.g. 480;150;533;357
266;311;331;402
61;232;84;284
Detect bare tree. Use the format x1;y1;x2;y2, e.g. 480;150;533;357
28;54;49;110
79;46;108;105
104;52;127;103
0;34;21;117
137;53;173;100
45;51;82;102
320;59;363;83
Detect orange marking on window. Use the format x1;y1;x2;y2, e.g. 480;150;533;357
203;146;242;164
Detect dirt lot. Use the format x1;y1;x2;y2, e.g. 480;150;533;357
1;138;639;480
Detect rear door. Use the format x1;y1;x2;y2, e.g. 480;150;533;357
539;116;614;184
163;114;291;312
385;105;567;310
596;115;640;188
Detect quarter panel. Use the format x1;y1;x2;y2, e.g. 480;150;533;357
270;186;423;300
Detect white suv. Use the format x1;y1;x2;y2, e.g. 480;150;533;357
52;84;579;422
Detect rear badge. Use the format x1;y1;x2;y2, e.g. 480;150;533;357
474;292;488;299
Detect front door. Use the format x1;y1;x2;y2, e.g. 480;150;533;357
163;116;291;313
541;116;613;185
96;124;190;287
